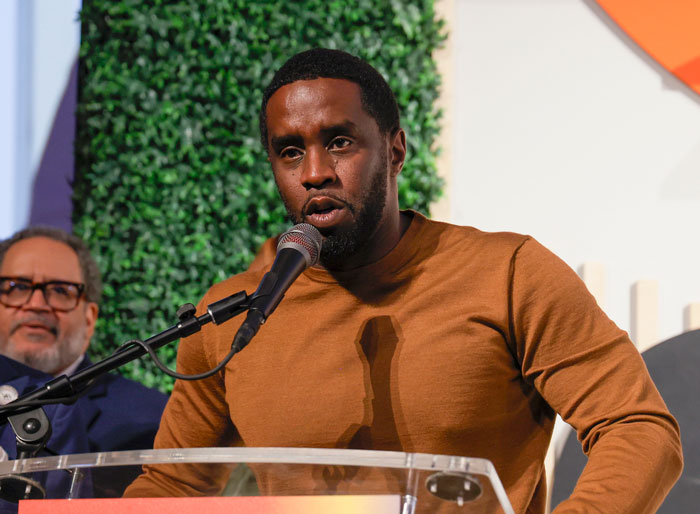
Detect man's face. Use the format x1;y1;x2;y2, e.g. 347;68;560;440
265;78;404;269
0;237;98;375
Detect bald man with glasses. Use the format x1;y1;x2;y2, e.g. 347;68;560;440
0;227;167;493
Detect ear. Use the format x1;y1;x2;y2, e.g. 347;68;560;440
82;302;99;353
388;128;407;178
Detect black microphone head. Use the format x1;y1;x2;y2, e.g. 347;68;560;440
277;223;322;267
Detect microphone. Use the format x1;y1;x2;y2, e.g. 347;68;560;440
230;223;322;353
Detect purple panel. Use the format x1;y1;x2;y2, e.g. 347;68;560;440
28;57;77;232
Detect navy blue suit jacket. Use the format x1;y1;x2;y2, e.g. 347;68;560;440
1;357;92;508
1;355;168;455
0;356;91;459
72;356;169;497
1;355;168;501
75;357;168;454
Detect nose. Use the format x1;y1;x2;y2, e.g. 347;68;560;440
300;146;337;189
24;288;51;311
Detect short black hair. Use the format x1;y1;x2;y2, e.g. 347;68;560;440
259;48;400;150
0;226;102;304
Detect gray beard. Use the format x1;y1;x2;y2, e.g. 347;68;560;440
0;324;86;375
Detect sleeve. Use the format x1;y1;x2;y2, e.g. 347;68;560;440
507;238;682;514
123;294;241;498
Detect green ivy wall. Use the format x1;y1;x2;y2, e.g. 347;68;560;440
74;0;445;392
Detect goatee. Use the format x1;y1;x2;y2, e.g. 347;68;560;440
280;161;389;270
317;171;388;269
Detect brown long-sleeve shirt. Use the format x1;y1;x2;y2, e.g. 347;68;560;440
125;211;682;512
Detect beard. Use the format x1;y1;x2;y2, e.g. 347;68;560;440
317;170;388;269
280;156;389;270
1;319;87;375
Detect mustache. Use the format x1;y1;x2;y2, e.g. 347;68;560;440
10;314;58;336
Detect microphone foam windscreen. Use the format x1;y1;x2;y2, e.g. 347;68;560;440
277;223;323;266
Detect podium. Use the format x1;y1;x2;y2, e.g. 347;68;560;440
0;448;514;513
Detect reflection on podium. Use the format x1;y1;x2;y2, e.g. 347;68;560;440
0;447;515;514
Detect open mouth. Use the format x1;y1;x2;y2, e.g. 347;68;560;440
312;206;336;215
303;196;348;228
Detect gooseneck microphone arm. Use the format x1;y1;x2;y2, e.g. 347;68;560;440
0;289;251;427
0;222;322;502
0;222;322;426
0;288;250;503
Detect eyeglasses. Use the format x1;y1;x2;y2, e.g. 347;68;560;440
0;277;85;312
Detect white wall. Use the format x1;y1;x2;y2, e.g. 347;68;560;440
0;1;19;238
450;0;700;343
0;0;81;239
30;0;82;178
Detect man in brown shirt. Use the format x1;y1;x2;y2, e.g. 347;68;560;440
125;48;682;512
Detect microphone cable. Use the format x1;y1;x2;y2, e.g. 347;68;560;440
116;223;322;381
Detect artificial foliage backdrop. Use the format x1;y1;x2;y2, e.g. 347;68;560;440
74;0;445;392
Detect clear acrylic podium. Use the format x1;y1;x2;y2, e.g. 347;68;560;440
0;448;514;513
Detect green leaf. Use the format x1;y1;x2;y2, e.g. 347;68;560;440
74;0;446;394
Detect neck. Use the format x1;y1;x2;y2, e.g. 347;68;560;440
54;353;85;377
321;209;410;272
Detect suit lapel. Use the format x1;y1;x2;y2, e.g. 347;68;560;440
0;356;52;396
73;356;112;434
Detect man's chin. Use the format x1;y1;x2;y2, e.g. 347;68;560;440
311;223;340;239
11;351;64;375
5;340;69;375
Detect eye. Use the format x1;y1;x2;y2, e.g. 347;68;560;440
48;283;81;299
8;280;31;293
328;137;352;150
280;147;303;160
50;284;72;297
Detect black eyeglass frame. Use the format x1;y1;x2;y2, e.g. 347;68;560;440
0;277;86;312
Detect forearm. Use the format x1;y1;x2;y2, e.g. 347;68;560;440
553;419;682;513
124;305;238;497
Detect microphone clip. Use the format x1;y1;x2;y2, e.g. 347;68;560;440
8;407;52;460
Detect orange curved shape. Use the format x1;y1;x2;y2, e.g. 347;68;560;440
594;0;700;95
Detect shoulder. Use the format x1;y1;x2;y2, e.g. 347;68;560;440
197;239;277;310
410;211;532;262
179;244;277;366
0;355;54;404
0;354;50;382
247;235;278;273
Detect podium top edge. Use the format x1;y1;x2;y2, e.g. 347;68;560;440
0;447;497;477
